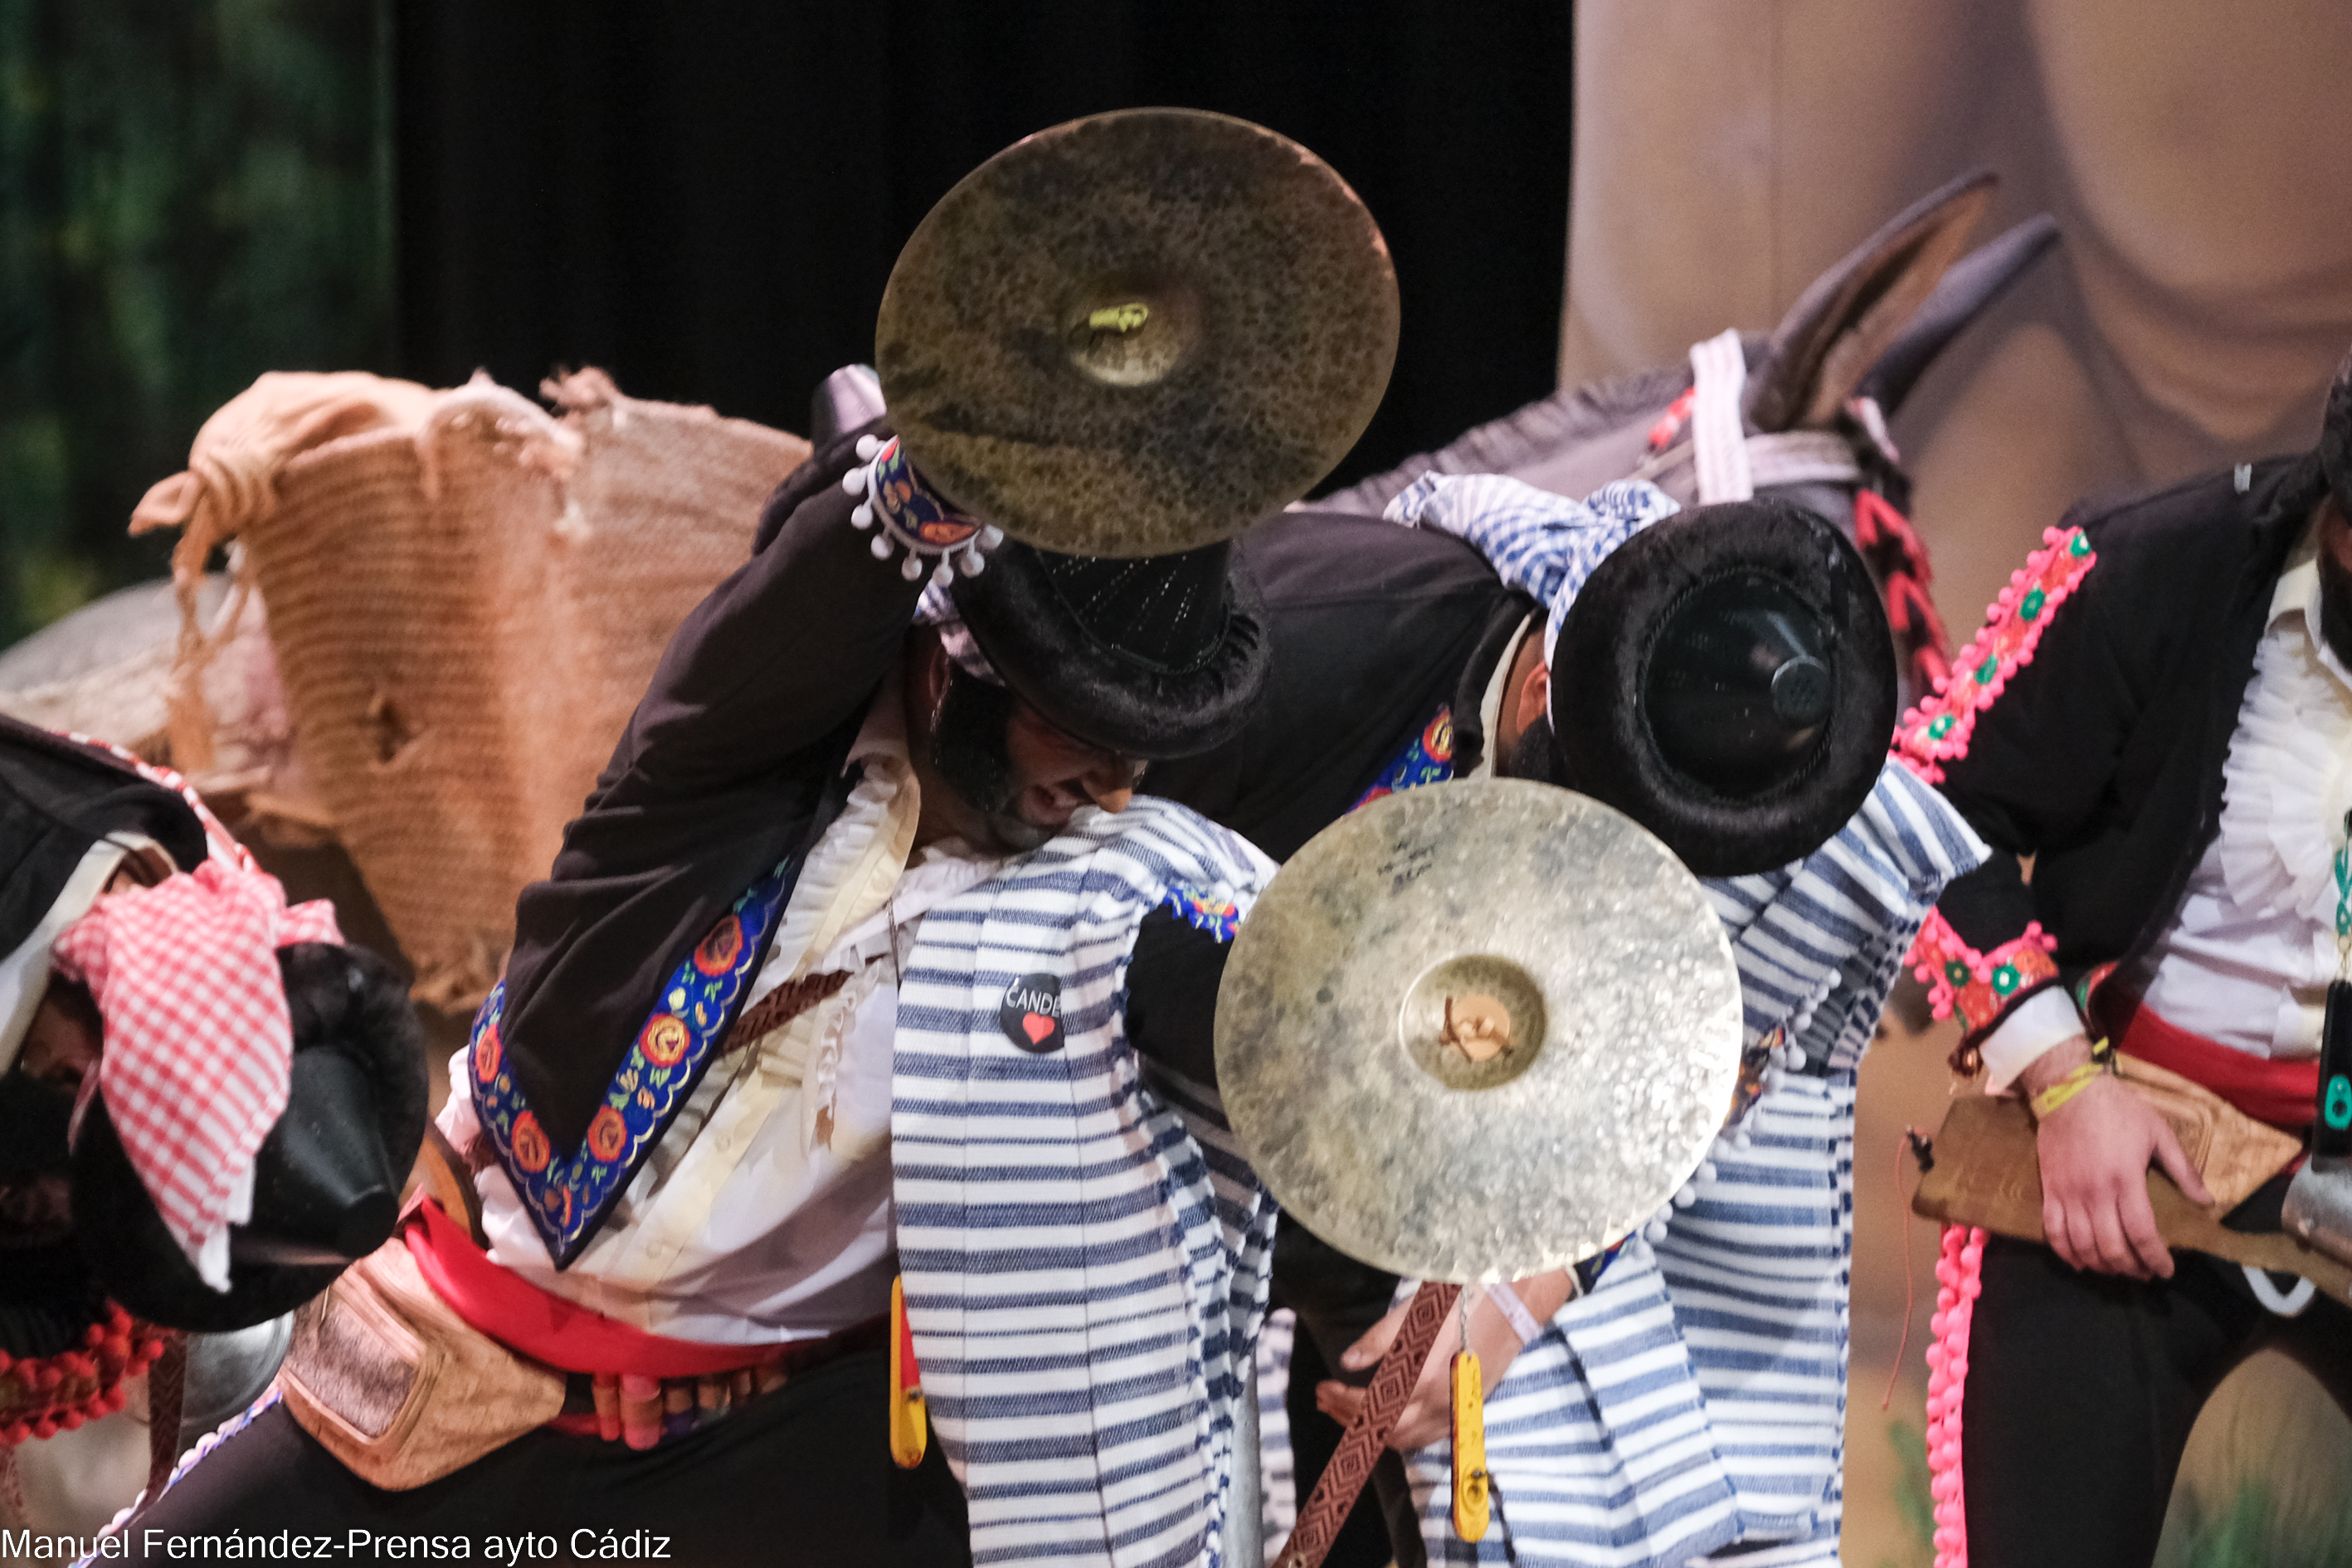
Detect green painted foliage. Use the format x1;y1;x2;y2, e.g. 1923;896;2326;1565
1882;1416;2352;1568
2155;1470;2352;1568
0;0;389;644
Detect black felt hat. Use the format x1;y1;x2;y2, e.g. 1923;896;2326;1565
1548;498;1897;877
2325;342;2352;519
71;942;426;1333
950;540;1271;759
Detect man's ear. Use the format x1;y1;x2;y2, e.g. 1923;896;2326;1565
1512;656;1551;738
904;626;952;736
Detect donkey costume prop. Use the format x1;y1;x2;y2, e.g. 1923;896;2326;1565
1325;170;2061;707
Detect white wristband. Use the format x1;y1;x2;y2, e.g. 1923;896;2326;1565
1979;986;2087;1093
1486;1283;1546;1346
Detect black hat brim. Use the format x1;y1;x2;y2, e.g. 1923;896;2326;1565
951;544;1272;760
72;943;426;1333
1549;499;1897;877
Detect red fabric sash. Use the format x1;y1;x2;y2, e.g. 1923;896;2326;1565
2098;993;2320;1130
403;1198;789;1380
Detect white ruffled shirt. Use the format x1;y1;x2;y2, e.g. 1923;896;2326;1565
440;675;1006;1343
1983;512;2352;1087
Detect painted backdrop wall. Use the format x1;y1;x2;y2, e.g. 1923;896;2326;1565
1556;7;2352;1560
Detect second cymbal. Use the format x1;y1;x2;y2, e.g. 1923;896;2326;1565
1214;781;1744;1283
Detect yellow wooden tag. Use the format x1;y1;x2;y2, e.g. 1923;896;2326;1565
889;1275;928;1468
1451;1349;1490;1541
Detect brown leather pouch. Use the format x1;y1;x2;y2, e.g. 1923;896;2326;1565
1913;1052;2352;1307
276;1233;564;1490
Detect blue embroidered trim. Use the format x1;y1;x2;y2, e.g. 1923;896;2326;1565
870;436;982;553
1163;885;1244;942
470;855;797;1266
1350;704;1455;811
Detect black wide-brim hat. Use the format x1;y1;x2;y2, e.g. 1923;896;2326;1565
72;942;426;1334
951;539;1271;759
1549;498;1898;877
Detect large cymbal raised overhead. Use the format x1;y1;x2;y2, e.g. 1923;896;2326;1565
877;108;1398;558
1214;781;1743;1283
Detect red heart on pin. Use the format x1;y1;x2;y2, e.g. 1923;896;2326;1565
1022;1013;1054;1045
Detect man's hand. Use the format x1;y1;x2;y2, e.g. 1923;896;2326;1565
1313;1273;1570;1451
2023;1034;2214;1279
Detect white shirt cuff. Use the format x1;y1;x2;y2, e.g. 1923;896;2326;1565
1978;986;2085;1093
436;1046;481;1153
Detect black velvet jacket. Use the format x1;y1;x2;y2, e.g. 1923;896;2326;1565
498;427;922;1157
1933;451;2329;1030
1145;508;1532;862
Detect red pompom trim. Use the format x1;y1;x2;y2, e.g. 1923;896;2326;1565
0;1302;166;1447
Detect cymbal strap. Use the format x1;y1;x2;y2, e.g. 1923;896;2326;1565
1273;1280;1462;1568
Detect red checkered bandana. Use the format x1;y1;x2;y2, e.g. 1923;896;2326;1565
50;857;343;1290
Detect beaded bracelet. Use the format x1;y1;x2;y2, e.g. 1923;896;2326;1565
2028;1060;2105;1120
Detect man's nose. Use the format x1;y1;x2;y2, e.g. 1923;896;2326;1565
1079;759;1140;814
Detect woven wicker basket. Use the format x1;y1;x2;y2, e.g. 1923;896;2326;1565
144;369;809;1010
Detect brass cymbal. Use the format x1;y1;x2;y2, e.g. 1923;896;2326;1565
1214;780;1743;1283
876;108;1399;558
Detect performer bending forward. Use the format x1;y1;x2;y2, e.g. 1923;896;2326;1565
1145;471;1987;1567
108;422;1281;1567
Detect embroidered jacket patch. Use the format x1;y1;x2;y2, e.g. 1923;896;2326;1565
470;854;798;1266
1161;886;1244;942
1908;907;2061;1039
1352;704;1456;811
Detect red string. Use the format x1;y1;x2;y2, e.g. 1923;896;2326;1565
1882;1127;1921;1411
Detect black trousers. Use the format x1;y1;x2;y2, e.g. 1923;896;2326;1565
1273;1217;1428;1568
116;1347;971;1567
1961;1238;2352;1568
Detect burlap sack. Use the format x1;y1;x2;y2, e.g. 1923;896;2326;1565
139;368;810;1010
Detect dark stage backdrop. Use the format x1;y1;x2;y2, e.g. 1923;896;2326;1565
392;0;1574;490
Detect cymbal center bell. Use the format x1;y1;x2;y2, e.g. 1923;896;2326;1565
1441;993;1513;1061
1063;272;1200;388
1399;954;1548;1092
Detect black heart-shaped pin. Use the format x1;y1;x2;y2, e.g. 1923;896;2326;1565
998;972;1064;1054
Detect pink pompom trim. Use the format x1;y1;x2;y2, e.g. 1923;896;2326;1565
1905;909;2060;1032
1925;1224;1986;1568
1892;526;2096;785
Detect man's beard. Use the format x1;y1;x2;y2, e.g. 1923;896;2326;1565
1502;713;1575;788
930;668;1054;853
2320;538;2352;671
